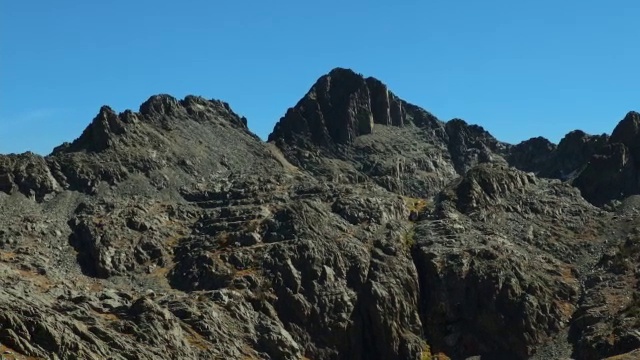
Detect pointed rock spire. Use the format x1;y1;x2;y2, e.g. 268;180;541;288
268;68;409;147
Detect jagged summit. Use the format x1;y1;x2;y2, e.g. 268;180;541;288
0;93;276;197
139;94;181;115
266;68;514;198
572;111;640;205
138;94;248;126
54;105;128;153
0;68;636;206
610;110;640;147
54;94;252;155
268;67;438;147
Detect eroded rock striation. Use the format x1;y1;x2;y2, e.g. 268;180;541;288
0;68;639;360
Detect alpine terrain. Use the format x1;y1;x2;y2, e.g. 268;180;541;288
1;68;639;360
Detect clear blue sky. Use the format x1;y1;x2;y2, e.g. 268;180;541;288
1;1;638;155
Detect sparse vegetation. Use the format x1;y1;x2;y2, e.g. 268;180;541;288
404;197;430;214
217;231;231;247
433;352;452;360
419;342;450;360
420;342;432;360
246;219;262;232
402;229;416;248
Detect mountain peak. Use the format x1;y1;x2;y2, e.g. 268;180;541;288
326;66;365;81
54;104;128;153
139;94;180;116
610;111;640;147
268;68;412;147
54;94;251;155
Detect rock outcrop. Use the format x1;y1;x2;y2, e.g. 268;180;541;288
0;152;61;200
0;68;638;360
573;112;640;205
509;131;608;181
268;68;510;200
269;68;411;148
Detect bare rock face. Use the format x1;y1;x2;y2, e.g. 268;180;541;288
0;152;61;201
61;105;128;153
268;68;508;200
571;112;640;206
508;136;557;173
45;94;267;194
547;130;609;179
0;68;639;360
269;68;409;148
509;130;608;181
444;119;507;174
441;163;536;213
507;112;640;207
610;111;640;148
415;164;606;359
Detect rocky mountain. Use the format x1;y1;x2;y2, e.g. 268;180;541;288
0;67;639;360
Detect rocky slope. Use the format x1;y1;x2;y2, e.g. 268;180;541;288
0;68;639;360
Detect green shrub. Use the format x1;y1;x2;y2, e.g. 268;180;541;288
403;229;416;248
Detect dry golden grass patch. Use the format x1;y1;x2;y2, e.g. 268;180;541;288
234;268;258;278
91;310;120;322
604;349;640;359
404;197;429;213
88;280;104;293
246;219;262;232
553;299;576;320
165;235;182;248
605;291;634;316
15;269;53;291
0;251;17;262
558;265;576;281
433;353;452;360
150;265;171;278
182;325;210;351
